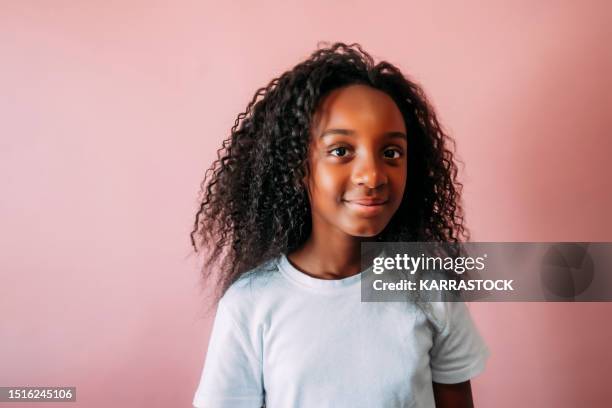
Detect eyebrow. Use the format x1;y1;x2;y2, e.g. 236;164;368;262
320;128;407;140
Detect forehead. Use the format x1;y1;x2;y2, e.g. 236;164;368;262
312;84;406;133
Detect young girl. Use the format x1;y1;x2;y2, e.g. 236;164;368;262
191;43;489;408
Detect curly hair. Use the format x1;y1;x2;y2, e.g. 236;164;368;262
191;42;468;299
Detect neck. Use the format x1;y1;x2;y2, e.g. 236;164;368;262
287;223;374;280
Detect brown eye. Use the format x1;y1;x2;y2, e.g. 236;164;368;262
330;147;348;157
383;148;401;159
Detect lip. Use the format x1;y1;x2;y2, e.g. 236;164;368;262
346;198;388;206
343;198;389;217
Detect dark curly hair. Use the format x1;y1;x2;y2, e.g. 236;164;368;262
191;42;468;299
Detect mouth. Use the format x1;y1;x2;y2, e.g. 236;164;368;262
342;198;389;217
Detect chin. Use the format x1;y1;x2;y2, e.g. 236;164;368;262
346;223;385;237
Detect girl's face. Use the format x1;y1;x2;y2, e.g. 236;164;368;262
305;84;408;238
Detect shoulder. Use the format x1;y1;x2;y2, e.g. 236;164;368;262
417;298;474;336
415;272;472;334
217;256;284;319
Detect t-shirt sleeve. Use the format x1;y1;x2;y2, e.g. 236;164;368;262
193;299;264;408
428;301;490;384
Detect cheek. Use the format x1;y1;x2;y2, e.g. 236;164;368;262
310;167;345;205
390;165;408;205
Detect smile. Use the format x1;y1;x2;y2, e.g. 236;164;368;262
343;199;388;217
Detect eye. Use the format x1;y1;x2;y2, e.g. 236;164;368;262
330;147;349;157
383;148;402;159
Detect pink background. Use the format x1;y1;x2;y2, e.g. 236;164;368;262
2;1;611;407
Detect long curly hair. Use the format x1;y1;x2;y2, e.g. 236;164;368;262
191;43;468;299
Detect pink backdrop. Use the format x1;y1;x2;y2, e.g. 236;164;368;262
1;1;611;406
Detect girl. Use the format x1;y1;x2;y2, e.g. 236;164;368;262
191;43;489;408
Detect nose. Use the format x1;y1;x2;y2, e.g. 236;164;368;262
351;154;387;189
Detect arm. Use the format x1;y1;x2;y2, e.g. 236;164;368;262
193;301;264;408
428;301;488;407
432;380;474;408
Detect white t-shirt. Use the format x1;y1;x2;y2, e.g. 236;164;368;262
193;254;489;408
